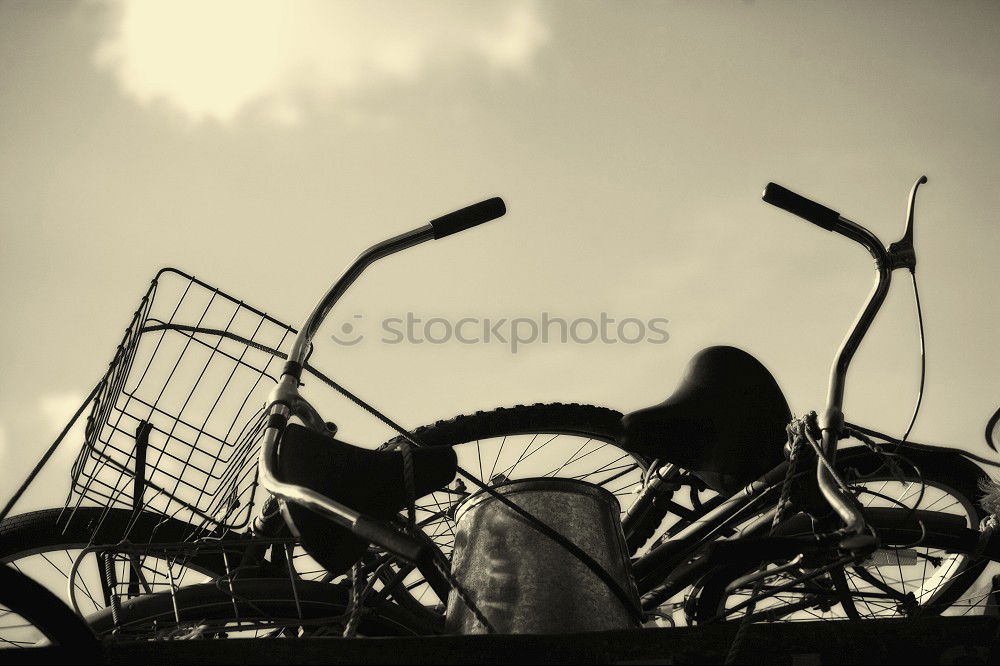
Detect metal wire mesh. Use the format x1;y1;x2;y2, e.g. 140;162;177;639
66;268;296;533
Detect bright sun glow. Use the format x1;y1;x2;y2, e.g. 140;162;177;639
95;0;549;126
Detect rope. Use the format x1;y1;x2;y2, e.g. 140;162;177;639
342;562;365;637
382;438;417;528
773;415;808;530
138;324;287;359
725;414;808;664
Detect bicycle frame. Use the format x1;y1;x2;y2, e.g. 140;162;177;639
3;178;995;643
254;179;930;607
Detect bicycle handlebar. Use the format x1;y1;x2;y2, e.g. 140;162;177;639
260;197;505;563
430;197;506;240
285;197;506;368
761;176;931;540
762;183;841;232
761;179;926;538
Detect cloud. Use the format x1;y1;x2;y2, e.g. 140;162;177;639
39;392;87;433
0;394;88;505
36;392;89;485
94;0;549;125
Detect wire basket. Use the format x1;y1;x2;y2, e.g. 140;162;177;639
67;268;296;533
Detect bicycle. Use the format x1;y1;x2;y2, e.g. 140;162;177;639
251;181;1000;629
2;182;999;648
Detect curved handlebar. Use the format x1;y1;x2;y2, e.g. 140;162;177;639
259;197;505;562
286;197;506;368
761;180;914;537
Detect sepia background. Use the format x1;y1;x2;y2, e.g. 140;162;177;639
1;0;998;507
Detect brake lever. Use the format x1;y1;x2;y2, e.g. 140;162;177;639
887;175;927;272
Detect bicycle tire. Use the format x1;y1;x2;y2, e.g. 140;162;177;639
383;402;629;454
0;507;231;574
0;564;100;654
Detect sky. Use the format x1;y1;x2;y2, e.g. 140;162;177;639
1;0;999;508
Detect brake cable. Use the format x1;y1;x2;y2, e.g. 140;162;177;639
725;414;810;663
897;271;927;450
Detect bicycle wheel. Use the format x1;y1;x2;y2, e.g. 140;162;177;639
687;448;989;623
377;403;647;609
0;506;232;642
86;577;441;638
0;564;100;654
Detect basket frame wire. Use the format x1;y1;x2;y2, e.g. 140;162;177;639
63;268;297;535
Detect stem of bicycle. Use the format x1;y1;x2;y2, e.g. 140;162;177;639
816;218;892;537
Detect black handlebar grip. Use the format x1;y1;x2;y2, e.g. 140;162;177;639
429;197;506;240
762;183;840;232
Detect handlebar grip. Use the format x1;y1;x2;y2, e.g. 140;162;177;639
762;183;840;232
429;197;506;240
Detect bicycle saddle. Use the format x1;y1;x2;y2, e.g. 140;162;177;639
620;345;791;494
275;423;458;575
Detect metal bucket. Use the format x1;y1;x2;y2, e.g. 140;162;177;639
445;477;641;634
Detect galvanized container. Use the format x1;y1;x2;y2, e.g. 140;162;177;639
445;477;641;634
